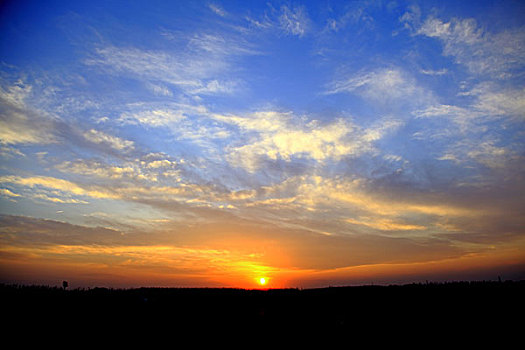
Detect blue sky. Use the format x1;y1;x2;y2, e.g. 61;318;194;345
1;0;524;288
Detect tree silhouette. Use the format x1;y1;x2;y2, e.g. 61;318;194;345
62;281;68;290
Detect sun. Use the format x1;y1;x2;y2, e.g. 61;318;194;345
258;277;267;286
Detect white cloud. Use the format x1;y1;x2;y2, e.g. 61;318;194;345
87;46;200;86
208;3;227;17
119;104;230;147
87;32;256;96
0;81;56;145
466;141;509;169
83;129;135;152
245;15;273;30
187;79;240;95
0;175;120;201
0;145;25;159
210;111;401;171
146;159;176;169
188;32;256;57
473;87;525;120
120;108;189;127
436;138;517;171
57;160;137;180
420;68;448;76
238;174;485;227
57;156;180;183
399;5;421;31
0;174;212;206
326;68;434;108
146;83;172;96
413;104;480;132
279;5;310;37
414;85;525;126
417;16;525;78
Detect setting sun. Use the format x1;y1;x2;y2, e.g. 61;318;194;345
258;277;267;286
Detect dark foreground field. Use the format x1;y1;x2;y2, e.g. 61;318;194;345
2;281;524;339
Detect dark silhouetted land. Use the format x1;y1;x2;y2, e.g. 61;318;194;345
2;281;524;338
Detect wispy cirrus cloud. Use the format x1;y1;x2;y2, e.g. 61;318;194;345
83;129;135;152
86;30;257;97
118;104;231;153
56;153;182;183
145;82;172;97
322;0;378;33
325;67;435;109
0;175;121;201
243;3;311;38
420;68;448;76
0;81;57;145
416;16;525;78
279;5;310;37
208;3;227;17
471;86;525;120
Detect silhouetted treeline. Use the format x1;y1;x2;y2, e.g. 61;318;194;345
2;281;524;338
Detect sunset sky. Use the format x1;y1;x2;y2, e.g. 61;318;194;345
1;0;524;289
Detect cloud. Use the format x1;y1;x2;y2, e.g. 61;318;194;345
86;31;256;96
87;46;204;88
0;145;25;159
56;154;182;183
413;104;480;133
243;3;312;38
187;79;240;95
119;104;231;150
222;173;487;232
472;86;525;120
32;193;89;204
0;215;279;284
279;5;310;37
0;213;466;275
0;215;128;247
210;111;401;171
0;78;137;158
119;108;189;127
208;3;227;17
296;176;484;218
146;83;172;97
465;141;510;169
417;16;525;78
345;217;426;231
57;160;137;180
412;82;524;170
420;68;448;76
0;188;20;198
168;220;467;271
436;138;520;171
0;172;222;211
0;80;56;145
326;67;434;108
117;105;403;174
0;175;120;201
399;4;421;31
83;129;135;152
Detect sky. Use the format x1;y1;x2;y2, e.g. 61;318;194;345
0;0;524;289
